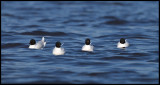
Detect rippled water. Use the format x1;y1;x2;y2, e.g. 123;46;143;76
1;1;159;84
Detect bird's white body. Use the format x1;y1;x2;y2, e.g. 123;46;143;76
117;40;129;48
29;45;36;49
29;37;46;49
82;45;94;52
52;47;65;55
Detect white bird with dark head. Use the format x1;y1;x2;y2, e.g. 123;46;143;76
82;38;94;52
117;38;129;49
29;37;46;49
52;41;65;55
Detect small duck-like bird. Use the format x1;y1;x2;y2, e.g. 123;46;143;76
82;38;94;52
117;38;129;48
52;41;65;55
29;37;46;49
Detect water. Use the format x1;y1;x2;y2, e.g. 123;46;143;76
1;1;159;84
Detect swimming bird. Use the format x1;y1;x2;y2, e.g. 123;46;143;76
82;38;94;52
117;38;129;48
52;41;65;55
29;37;46;49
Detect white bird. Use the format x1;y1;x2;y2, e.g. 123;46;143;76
29;37;46;49
82;38;94;52
117;38;129;49
52;41;65;55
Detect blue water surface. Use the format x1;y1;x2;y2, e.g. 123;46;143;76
1;1;159;84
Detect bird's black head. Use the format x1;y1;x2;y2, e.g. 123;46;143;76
120;38;125;44
85;38;90;45
55;41;61;48
29;39;36;45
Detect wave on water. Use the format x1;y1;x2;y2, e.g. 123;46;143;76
101;56;137;60
20;31;68;36
1;43;23;49
103;19;128;25
2;13;25;19
63;19;85;24
98;16;118;20
38;18;55;22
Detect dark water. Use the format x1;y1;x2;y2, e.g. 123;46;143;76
1;1;159;84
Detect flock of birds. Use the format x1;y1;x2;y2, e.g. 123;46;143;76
29;37;129;56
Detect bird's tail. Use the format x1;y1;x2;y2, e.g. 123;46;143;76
42;37;46;47
42;37;45;42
